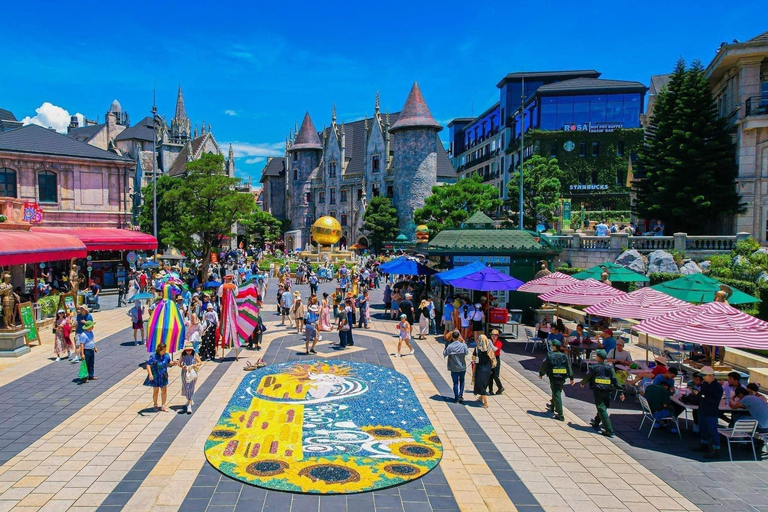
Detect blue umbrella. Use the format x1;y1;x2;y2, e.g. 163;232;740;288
204;280;222;289
434;261;485;284
379;256;436;276
140;261;159;269
130;292;155;301
448;267;524;292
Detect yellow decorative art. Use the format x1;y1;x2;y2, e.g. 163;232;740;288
205;360;441;494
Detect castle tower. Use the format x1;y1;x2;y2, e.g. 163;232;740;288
389;82;442;239
287;112;323;243
170;86;191;143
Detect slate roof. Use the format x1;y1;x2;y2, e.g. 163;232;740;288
389;82;442;132
68;123;105;142
0;108;18;121
168;143;191;177
428;229;549;253
261;157;285;180
650;74;671;95
536;77;647;94
115;116;154;142
747;30;768;44
319;113;455;179
289;112;322;151
496;70;600;87
0;124;133;163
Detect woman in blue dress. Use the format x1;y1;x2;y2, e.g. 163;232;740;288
144;343;177;412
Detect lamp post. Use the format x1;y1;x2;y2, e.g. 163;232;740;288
519;76;525;231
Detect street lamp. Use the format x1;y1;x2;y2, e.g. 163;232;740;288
519;76;525;231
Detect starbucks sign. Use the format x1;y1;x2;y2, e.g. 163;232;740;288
563;141;575;152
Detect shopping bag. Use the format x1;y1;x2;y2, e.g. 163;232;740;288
78;360;89;380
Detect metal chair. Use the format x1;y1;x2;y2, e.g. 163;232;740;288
718;419;759;461
638;395;682;439
524;328;544;353
581;352;598;373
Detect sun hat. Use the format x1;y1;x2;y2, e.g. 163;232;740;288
182;340;196;353
700;366;715;376
293;290;301;298
57;309;66;315
308;304;319;313
654;356;668;365
82;321;96;331
79;304;89;312
206;303;214;310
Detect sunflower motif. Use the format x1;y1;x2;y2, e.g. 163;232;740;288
388;440;442;464
283;457;381;494
361;425;409;440
382;462;424;478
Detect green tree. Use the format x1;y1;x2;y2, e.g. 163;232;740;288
362;196;399;253
163;153;254;279
137;175;183;251
241;207;282;246
634;59;744;233
414;174;502;235
506;155;564;230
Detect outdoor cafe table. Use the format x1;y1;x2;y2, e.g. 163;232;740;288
670;394;736;429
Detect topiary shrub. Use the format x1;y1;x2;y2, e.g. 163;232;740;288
555;265;585;276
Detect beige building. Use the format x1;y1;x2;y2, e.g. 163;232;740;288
706;31;768;241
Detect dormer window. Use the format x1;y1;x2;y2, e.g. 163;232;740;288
371;155;380;172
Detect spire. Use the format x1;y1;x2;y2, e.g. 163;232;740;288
194;124;198;138
332;104;337;123
288;112;323;151
375;91;380;114
174;85;187;120
389;81;442;133
208;123;211;134
228;143;234;160
364;115;369;131
201;121;206;135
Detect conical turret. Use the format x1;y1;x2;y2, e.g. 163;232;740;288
389;82;442;132
288;112;322;151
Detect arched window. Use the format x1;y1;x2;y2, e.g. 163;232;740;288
38;171;57;203
0;168;17;198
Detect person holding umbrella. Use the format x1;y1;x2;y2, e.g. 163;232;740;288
580;349;624;437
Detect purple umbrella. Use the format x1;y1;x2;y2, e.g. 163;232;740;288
449;267;524;291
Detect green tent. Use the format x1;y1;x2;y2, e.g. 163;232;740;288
651;273;760;305
572;261;649;283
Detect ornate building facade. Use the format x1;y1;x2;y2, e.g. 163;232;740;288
273;82;455;250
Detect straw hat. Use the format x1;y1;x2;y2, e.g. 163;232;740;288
182;340;196;353
293;291;301;298
654;356;668;365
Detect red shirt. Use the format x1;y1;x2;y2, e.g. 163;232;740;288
652;365;667;376
493;339;502;357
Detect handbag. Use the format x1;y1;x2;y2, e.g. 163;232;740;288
185;368;198;384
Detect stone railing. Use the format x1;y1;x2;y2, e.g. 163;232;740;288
686;236;737;252
578;236;611;250
628;236;674;251
543;235;572;249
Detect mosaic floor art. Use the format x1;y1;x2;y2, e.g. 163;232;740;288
205;360;442;494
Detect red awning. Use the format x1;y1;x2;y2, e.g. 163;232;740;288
33;228;158;251
0;230;87;265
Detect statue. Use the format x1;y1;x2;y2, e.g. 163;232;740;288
0;271;20;330
69;262;81;295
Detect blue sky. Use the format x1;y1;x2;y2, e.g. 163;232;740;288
1;0;765;184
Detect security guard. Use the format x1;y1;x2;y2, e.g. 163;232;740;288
539;340;573;421
580;349;624;437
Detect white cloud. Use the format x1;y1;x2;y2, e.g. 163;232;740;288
22;102;83;133
224;109;237;116
226;141;284;159
245;157;265;164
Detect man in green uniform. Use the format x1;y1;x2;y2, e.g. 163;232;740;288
580;349;625;437
539;340;573;421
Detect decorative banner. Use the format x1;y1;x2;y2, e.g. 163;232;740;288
205;361;442;494
562;199;572;231
235;283;260;346
18;302;39;344
22;202;43;224
126;252;137;265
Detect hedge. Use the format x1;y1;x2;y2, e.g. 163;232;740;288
554;265;585;276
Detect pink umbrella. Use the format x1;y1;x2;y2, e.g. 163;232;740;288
635;301;768;350
517;272;579;295
538;278;626;307
584;287;690;320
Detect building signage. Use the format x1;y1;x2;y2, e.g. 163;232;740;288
454;256;510;266
562;199;572;230
563;141;575;152
563;122;623;133
570;184;609;191
22;201;43;223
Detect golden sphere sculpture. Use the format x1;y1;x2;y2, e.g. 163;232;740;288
311;216;343;246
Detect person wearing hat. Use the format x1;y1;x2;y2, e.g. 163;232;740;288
395;313;414;357
72;304;92;363
539;339;574;421
54;309;73;362
304;304;320;355
692;366;724;458
398;293;415;335
290;293;306;333
78;320;98;382
179;340;202;414
580;349;624;437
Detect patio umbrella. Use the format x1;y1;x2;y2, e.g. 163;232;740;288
517;271;579;295
447;267;524;292
585;287;691;362
379;256;436;276
129;292;155;301
635;302;768;361
572;261;649;283
140;261;159;269
204;280;222;289
538;278;626;307
651;274;759;305
433;261;485;284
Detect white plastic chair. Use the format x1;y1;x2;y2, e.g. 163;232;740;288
638;395;682;439
524;328;544;353
719;419;759;461
581;352;597;373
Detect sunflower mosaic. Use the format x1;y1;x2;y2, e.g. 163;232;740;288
205;360;442;494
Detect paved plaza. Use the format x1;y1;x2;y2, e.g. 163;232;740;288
0;282;765;512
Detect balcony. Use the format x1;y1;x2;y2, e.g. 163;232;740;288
742;96;768;131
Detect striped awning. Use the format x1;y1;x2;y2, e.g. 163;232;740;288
584;287;690;320
517;271;579;295
538;278;626;306
634;301;768;349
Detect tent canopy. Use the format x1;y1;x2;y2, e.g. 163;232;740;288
572;261;649;283
584;287;690;320
379;256;436;276
0;230;87;266
433;261;485;284
448;267;524;292
635;301;768;349
538;278;626;306
33;228;158;251
651;273;759;305
517;271;579;295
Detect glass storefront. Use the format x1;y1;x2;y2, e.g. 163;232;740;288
538;93;642;130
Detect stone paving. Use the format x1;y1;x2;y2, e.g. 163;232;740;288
0;278;764;512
